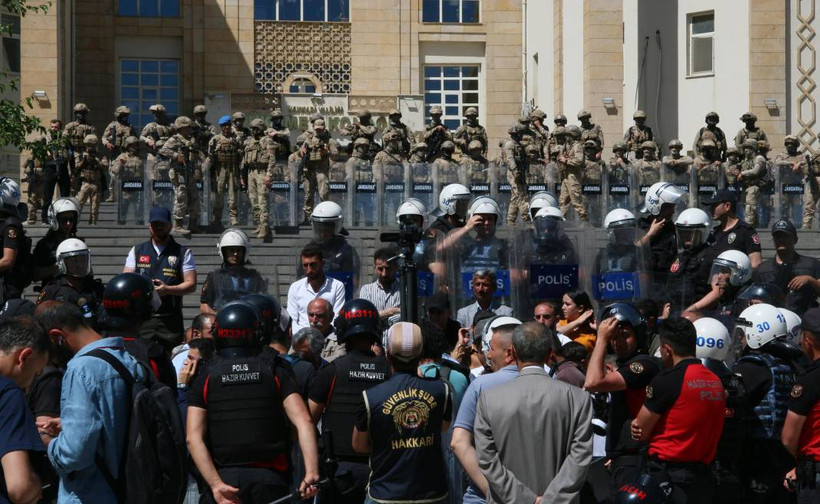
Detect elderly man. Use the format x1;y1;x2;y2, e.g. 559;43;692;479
456;269;513;329
474;322;593;504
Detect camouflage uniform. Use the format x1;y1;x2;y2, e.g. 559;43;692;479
383;110;414;157
608;142;632;210
75;135;105;225
693;150;722;193
341;110;377;160
346;138;375;225
546;126;566;163
302;120;337;220
692;112;727;159
804;152;820;227
581;141;605;225
624;112;653;159
113;137;144;224
461;140;490;186
502;126;529;224
432;141;460;185
423;108;453;162
454;108;488;156
529;109;550;159
373;131;408;184
208;128;242;227
739;139;768;227
558;127;587;222
525;143;546;185
723;148;743;190
734;113;768;149
24;141;46;224
661;146;694;181
244;120;275;237
578;110;604;149
102;107;135;201
633;141;662;188
160;118;201;235
63;103;97;196
773;137;807;226
140;105;175;180
408;143;431;185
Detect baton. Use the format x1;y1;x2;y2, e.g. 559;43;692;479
267;477;331;504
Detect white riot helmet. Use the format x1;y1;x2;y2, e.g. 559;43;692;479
534;206;566;244
710;250;752;288
47;197;81;231
0;178;21;213
435;183;471;217
528;191;559;219
468;196;501;219
56;238;91;278
604;208;637;245
736;303;788;349
396;198;426;228
217;228;251;262
311;200;344;239
779;308;802;345
693;317;731;361
644;182;685;216
674;208;710;249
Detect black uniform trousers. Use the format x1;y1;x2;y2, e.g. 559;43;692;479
42;163;60;221
199;467;290;504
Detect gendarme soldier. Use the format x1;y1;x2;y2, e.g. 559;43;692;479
244;118;275;238
208;115;242;229
24;135;47;225
502;124;528;224
266;108;291;165
423;106;453;162
624;110;653;160
578;109;604;150
140;104;174;180
63;104;97;195
113;136;144;224
102;105;135;202
693;111;728;160
159;116;201;236
383;109;414;158
301;119;337;224
454;107;487;156
735;112;769;150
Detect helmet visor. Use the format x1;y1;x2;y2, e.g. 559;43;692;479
709;259;735;290
60;251;91;277
453;198;470;216
312;220;339;241
534;216;564;241
675;227;704;249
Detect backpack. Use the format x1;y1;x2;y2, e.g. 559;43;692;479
87;349;188;504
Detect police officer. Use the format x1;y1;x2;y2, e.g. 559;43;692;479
666;208;714;312
694;111;728;159
188;302;320;503
630;317;726;502
102;105;135;202
640;182;685;299
123;206;196;351
502;124;528;224
454;107;488;156
37;238;103;326
301;201;361;300
383;109;414;157
307;299;389;503
301;119;337;224
63;103;97;195
160;116;201;236
208;115;242;229
578;109;604;150
624;110;653;160
140;104;174;180
424;106;453;162
585;303;662;492
735;112;769;150
32;197;81;286
0;179;28;303
352;322;451;504
783;307;820;502
200;228;267;314
427;183;472;238
734;303;803;504
701;188;763;269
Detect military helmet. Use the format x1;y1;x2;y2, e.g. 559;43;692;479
232;111;245;120
115;105;130;116
705;111;719;121
700;139;717;149
124;135;139;147
640;140;657;151
102;273;155;329
356;109;371;119
249;118;266;130
530;109;547;120
83;134;98;146
612;141;628;152
174;116;192;129
334;298;381;344
193;105;208;115
270;108;283;118
740;112;757;122
518;116;531;125
429;105;443;115
353;137;370;148
313;119;326;130
410;142;428;153
784;135;799;145
468;140;483;151
149;104;166;113
383;130;399;142
295;133;309;146
464;107;478;117
583;140;598;149
668;139;683;149
633;110;647;119
743;139;758;150
441;140;455;152
552;126;567;136
508;124;523;136
212;302;262;357
388;108;402;117
554;114;567;124
726;146;740;156
73;103;89;113
577;109;591;119
565;125;582;139
757;139;771;151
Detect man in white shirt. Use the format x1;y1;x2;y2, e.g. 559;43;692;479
287;244;346;334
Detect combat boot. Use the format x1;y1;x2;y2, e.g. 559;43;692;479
105;194;115;202
257;225;271;239
172;219;191;237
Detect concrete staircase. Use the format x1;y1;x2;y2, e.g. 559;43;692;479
21;199;818;323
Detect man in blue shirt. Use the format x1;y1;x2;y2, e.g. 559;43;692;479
35;300;145;504
0;317;50;504
451;316;522;504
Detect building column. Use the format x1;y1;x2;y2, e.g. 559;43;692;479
750;0;787;150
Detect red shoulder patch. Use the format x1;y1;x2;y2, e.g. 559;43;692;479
752;234;760;245
670;259;680;273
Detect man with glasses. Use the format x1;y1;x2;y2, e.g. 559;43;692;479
456;270;512;329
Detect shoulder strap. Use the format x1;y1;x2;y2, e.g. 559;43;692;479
87;349;136;386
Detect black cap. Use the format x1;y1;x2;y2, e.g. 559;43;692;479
802;308;820;334
701;188;735;206
771;219;797;238
426;293;451;312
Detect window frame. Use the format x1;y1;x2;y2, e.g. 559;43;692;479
255;0;350;22
118;0;180;18
118;58;181;132
422;0;480;24
1;13;20;75
687;11;714;78
423;64;482;131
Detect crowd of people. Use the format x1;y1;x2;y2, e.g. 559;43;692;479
0;102;819;503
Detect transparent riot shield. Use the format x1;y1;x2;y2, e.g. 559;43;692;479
329;161;348;221
492;162;512;225
775;158;805;227
148;173;175;217
268;161;293;227
692;162;721;213
526;160;548;201
545;162;560;196
236;183;253;226
605;162;631;212
349;161;376;227
378;162;408;228
511;223;579;318
465;160;491;199
409;162;435;213
202;266;275;313
581;161;605;227
117;177;145;225
662;161;693;211
196;163;211;227
636;163;661;213
757;162;775;228
585;223;647;305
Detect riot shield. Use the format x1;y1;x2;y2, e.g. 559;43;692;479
268;161;294;227
605;162;631;212
545;162;560;196
692;163;721;213
409;162;435;214
117;177;145;225
202;266;274;312
581;161;605;227
775;160;804;227
196;163;211;228
492;162;512;225
328;161;349;223
236;184;253;226
757;162;775;228
636;163;661;213
662;161;693;211
511;223;579;319
148;174;175;217
465;161;491;199
378;162;408;228
586;223;647;305
351;161;377;227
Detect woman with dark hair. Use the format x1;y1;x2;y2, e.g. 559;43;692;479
556;290;597;351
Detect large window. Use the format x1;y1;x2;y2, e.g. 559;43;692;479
1;14;20;74
120;59;180;131
423;0;479;23
255;0;349;22
119;0;179;17
687;12;714;76
424;65;480;130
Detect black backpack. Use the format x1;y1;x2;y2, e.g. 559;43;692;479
88;349;188;504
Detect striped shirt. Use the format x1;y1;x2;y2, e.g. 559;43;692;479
359;279;401;312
